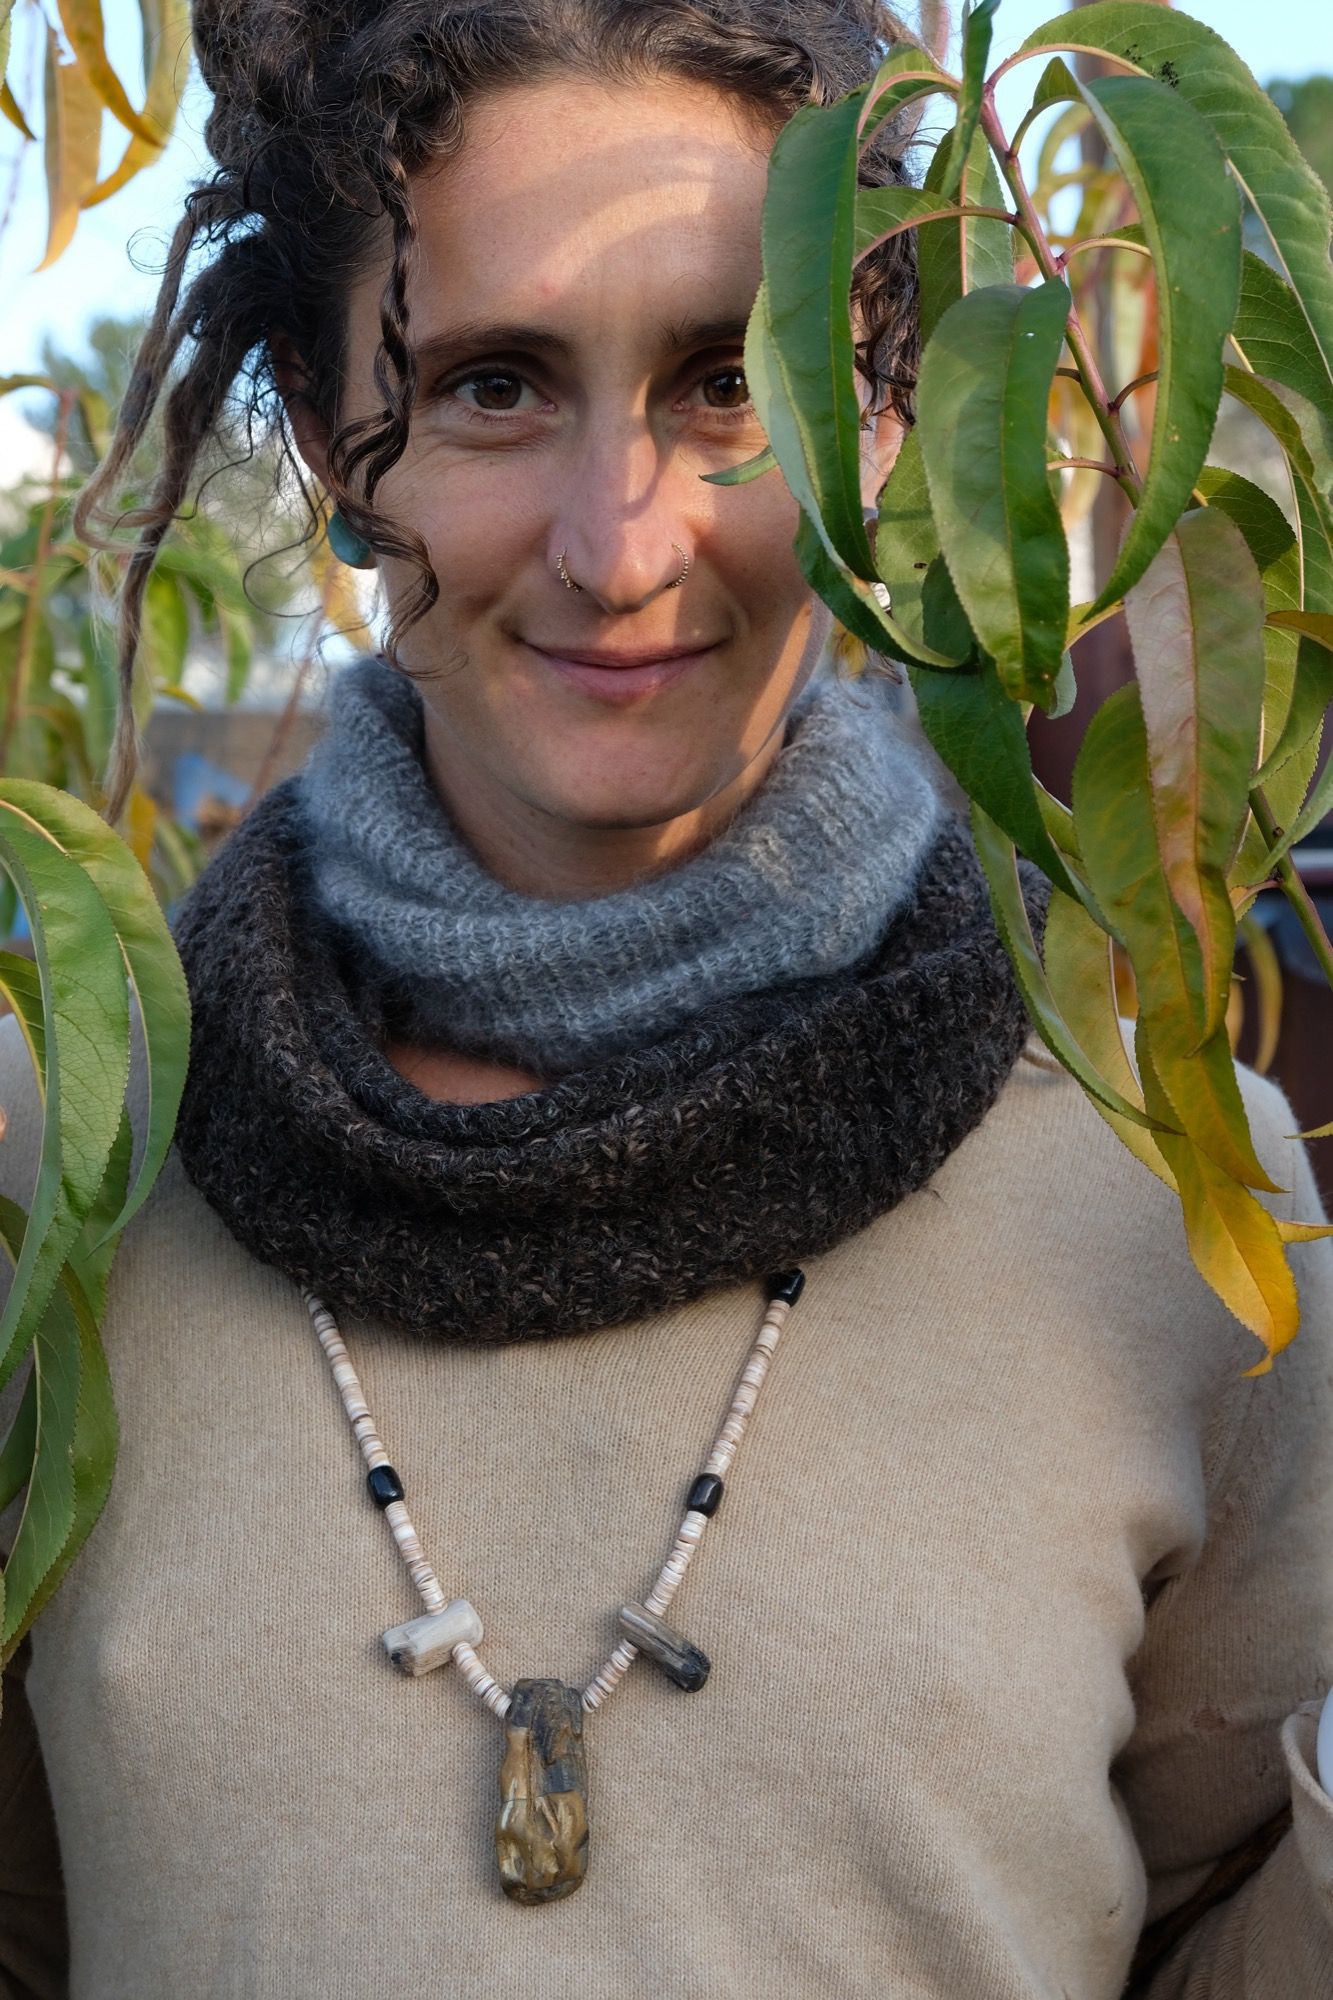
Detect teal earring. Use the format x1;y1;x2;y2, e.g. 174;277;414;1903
327;508;372;568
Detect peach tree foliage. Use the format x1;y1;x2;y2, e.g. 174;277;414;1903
723;3;1333;1369
0;0;193;1670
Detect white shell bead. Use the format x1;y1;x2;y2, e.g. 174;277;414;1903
383;1598;484;1676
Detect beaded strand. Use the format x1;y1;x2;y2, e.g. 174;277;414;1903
305;1271;805;1722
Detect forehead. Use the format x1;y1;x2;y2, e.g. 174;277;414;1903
351;75;776;349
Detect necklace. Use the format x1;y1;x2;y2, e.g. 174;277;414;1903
305;1268;806;1904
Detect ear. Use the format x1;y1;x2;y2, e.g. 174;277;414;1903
271;331;332;488
860;399;906;515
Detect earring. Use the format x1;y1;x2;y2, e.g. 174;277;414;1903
328;508;373;568
556;550;583;593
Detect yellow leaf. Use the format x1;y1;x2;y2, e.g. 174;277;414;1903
84;0;189;208
1295;1119;1333;1140
0;0;13;84
125;786;157;870
36;27;102;271
54;0;159;144
1043;890;1177;1191
0;77;34;142
1276;1218;1333;1245
1237;913;1283;1075
1140;1039;1298;1366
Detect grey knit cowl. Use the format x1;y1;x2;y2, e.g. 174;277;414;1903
297;651;944;1077
171;638;1046;1345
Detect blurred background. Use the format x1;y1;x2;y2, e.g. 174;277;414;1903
1;0;1332;1172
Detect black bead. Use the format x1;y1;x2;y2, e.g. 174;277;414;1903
686;1473;724;1517
768;1268;806;1306
367;1463;404;1509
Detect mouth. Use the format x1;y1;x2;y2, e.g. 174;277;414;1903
522;640;719;704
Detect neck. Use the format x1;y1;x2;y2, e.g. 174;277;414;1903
420;717;787;901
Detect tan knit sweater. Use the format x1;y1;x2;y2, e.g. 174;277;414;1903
0;1013;1330;1998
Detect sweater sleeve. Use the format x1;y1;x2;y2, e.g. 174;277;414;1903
1118;1086;1333;1997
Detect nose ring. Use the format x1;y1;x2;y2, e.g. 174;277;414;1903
556;545;690;592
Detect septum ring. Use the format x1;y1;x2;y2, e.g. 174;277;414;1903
557;544;690;593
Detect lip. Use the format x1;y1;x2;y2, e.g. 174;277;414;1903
523;640;717;704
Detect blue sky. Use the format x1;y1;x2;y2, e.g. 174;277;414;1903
1;0;1331;380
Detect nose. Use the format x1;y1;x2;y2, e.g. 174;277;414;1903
549;417;694;614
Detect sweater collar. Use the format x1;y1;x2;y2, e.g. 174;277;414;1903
171;769;1045;1343
295;651;943;1077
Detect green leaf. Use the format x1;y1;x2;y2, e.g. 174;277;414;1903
793;513;966;672
701;446;775;488
908;658;1082;899
759;49;949;579
969;804;1158;1127
1042;887;1177;1188
1231;251;1333;432
0;1204;117;1660
0;781;189;1249
1124;507;1266;1041
917;122;1015;347
941;0;999;201
1032;56;1081;116
0;1367;36;1517
1019;4;1333;416
0;950;46;1083
853;183;981;261
1071;684;1277;1191
871;427;953;656
0;813;127;1391
141;566;190;689
68;1109;131;1320
219;600;254;705
1222;368;1333;555
916;279;1072;708
1072;73;1241;616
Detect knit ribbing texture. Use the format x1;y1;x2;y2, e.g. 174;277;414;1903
172;772;1047;1342
296;652;944;1075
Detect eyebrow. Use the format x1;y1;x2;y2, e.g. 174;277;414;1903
410;313;754;374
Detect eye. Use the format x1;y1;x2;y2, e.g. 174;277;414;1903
440;368;542;417
695;365;753;413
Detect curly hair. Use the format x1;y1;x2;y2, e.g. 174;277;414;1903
75;0;927;820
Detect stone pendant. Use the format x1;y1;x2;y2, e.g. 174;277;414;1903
495;1678;589;1904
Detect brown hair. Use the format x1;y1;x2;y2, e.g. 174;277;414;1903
75;0;925;820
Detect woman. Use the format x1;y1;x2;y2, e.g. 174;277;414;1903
1;2;1330;1993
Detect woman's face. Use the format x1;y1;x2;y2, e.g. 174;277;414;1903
296;75;892;889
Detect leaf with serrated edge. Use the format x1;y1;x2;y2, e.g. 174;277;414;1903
941;0;998;200
1019;4;1333;417
0;1200;117;1659
85;0;188;207
918;125;1015;347
0;815;127;1393
1072;74;1241;616
54;0;159;143
1136;1028;1296;1366
1072;684;1278;1190
917;280;1072;707
910;660;1082;898
0;782;189;1249
1043;887;1176;1188
970;804;1158;1127
760;49;947;579
38;25;102;270
1126;508;1265;1042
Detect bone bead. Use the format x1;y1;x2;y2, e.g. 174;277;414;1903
382;1597;483;1676
617;1601;711;1692
495;1679;589;1904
